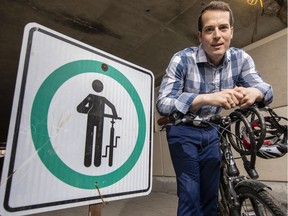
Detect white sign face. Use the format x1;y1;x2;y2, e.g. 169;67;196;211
0;23;154;215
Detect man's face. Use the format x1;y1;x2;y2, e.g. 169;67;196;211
198;10;233;65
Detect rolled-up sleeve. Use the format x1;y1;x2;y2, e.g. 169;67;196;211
156;53;197;116
237;52;273;106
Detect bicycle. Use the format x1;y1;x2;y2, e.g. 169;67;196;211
157;105;287;216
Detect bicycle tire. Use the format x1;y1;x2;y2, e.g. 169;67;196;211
241;106;266;150
227;110;256;155
236;186;286;216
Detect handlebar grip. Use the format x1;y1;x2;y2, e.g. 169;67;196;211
157;116;171;126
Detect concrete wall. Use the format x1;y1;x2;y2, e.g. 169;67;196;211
153;29;288;184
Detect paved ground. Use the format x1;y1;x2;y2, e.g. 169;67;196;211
32;192;178;216
32;190;288;216
29;180;288;216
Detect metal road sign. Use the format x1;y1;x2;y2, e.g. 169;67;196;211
0;23;154;215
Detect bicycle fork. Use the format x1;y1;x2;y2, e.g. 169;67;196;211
221;141;242;215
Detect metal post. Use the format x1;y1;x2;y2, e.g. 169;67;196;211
89;204;102;216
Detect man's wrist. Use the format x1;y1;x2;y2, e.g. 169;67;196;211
254;88;264;102
189;94;209;111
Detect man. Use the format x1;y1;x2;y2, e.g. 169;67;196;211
156;1;273;216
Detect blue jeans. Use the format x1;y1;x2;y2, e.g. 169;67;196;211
166;124;221;216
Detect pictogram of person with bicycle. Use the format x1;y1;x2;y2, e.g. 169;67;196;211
156;1;279;215
77;79;121;168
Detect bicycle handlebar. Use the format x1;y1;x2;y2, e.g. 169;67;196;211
157;112;183;126
157;105;266;180
103;114;122;120
157;112;230;127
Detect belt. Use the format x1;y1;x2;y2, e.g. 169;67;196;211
181;121;210;128
180;123;215;131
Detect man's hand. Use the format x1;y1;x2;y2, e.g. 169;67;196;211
190;89;243;111
189;87;264;111
209;89;244;110
234;86;264;108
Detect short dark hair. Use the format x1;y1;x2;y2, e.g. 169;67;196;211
198;1;234;32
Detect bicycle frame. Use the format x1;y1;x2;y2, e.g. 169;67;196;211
217;107;285;216
157;105;286;216
218;129;271;216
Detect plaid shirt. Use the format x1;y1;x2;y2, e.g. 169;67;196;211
156;45;273;117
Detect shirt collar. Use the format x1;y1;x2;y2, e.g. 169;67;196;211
196;44;231;66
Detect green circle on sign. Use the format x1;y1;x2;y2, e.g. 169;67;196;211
30;60;146;189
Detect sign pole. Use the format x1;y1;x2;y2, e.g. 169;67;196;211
89;204;102;216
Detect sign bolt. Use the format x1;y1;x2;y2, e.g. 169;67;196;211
101;64;108;71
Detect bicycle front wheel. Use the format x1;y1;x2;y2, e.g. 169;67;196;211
236;186;286;216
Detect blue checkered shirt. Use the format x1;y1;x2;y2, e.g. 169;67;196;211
156;45;273;117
